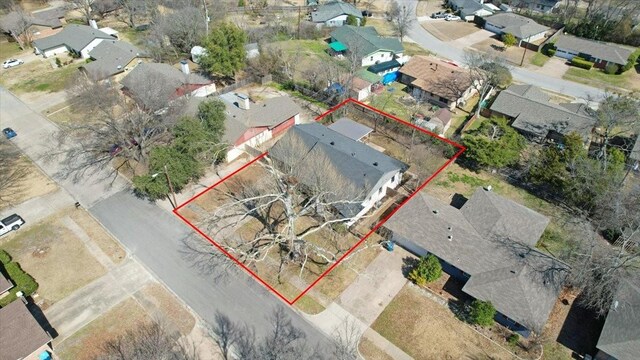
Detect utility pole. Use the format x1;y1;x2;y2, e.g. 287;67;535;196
519;35;531;67
164;165;177;209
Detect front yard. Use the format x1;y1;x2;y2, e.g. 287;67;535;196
372;284;514;359
0;154;58;210
0;56;82;94
563;66;640;93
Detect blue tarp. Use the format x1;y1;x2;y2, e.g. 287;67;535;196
381;71;399;85
327;82;345;94
39;351;51;360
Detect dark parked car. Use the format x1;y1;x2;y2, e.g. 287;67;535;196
3;127;17;139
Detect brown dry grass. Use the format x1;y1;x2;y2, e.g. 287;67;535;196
69;209;126;264
359;337;394;360
0;156;58;211
421;20;481;42
56;298;150;360
372;285;514;360
138;283;196;335
366;18;395;37
0;213;107;305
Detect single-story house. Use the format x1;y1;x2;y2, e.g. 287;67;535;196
327;117;372;142
269;121;408;225
0;7;66;44
595;279;640;360
510;0;561;14
385;187;569;337
398;56;476;111
488;84;596;143
218;93;302;162
329;70;381;101
0;300;53;360
553;34;635;69
447;0;495;21
329;26;405;69
120;62;215;111
32;24;115;58
414;108;452;136
80;40;146;81
484;13;550;44
311;0;362;27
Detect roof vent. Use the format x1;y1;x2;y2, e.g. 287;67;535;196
447;226;452;231
510;270;516;274
613;300;619;311
432;209;439;214
330;141;335;145
351;152;355;156
117;65;122;69
373;162;378;166
447;235;453;241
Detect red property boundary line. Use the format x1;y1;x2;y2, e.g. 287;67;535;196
173;98;465;305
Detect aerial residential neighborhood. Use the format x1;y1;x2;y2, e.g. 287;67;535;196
0;0;638;360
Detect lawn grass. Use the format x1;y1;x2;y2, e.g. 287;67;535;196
369;83;411;120
0;41;24;60
372;285;513;359
403;42;431;57
358;336;394;360
0;154;57;211
6;61;83;94
137;283;195;335
69;210;126;264
542;342;572;360
530;52;550;67
563;67;638;91
366;18;395;37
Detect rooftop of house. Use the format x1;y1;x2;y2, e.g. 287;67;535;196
490;84;596;138
554;34;635;66
0;300;51;360
120;62;211;109
399;55;473;102
0;7;65;34
328;117;373;141
596;278;640;359
269;122;408;215
82;40;145;80
484;12;550;39
311;0;362;22
32;24;113;52
385;188;567;333
0;271;12;295
330;26;403;58
217;93;302;145
450;0;483;12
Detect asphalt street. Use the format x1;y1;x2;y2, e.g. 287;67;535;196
0;88;330;344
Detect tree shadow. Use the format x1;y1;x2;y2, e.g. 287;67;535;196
556;292;605;356
401;256;418;278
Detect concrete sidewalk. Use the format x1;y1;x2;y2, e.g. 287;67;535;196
4;189;73;225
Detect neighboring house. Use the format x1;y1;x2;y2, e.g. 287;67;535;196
32;24;115;58
483;13;550;44
0;271;13;296
80;40;146;81
595;279;640;360
553;34;635;69
0;300;53;360
329;26;404;69
0;7;66;44
311;0;362;27
329;70;382;101
120;62;215;111
269;121;408;225
385;187;569;337
414;108;452;136
398;56;476;111
216;93;302;162
448;0;495;21
510;0;561;13
488;84;596;143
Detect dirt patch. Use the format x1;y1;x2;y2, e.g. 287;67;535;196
69;210;126;264
0;213;107;305
0;155;58;211
421;20;480;42
417;0;448;18
359;336;394;360
136;283;196;336
372;284;514;360
470;37;538;67
56;298;150;360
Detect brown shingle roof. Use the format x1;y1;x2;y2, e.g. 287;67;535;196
399;56;473;102
0;300;51;360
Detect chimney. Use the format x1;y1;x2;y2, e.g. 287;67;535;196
180;60;190;75
236;93;250;110
89;19;98;29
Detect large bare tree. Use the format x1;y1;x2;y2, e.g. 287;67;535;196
0;9;34;49
67;0;95;24
0;141;29;206
387;0;413;41
464;51;512;117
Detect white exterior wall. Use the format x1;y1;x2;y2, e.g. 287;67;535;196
192;83;217;97
294;113;302;124
347;170;403;226
361;50;395;67
41;45;68;58
226;146;245;162
325;14;348;27
525;31;546;43
226;128;273;162
80;38;107;58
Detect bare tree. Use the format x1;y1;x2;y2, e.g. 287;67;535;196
387;0;414;41
92;0;121;18
211;312;239;360
151;6;206;54
464;51;512;117
0;9;34;49
98;320;199;359
330;318;362;360
68;0;95;24
0;141;29;206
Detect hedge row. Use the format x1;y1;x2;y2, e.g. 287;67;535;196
571;57;594;70
622;49;640;72
0;251;39;307
0;250;11;264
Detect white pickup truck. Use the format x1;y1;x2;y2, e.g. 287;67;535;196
0;214;25;236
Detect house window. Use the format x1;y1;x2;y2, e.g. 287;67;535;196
391;174;395;183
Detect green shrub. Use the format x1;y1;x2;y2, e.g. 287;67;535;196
604;63;619;74
408;254;442;286
0;250;11;264
508;333;519;346
85;58;94;64
571;57;594;70
622;49;640;72
547;48;556;56
237;0;245;6
502;33;517;47
55;57;62;68
470;300;496;327
0;260;39;307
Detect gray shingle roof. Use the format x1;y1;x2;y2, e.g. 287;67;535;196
311;1;362;23
555;34;635;66
32;24;113;52
0;8;65;34
450;0;483;12
0;300;51;360
331;26;403;58
269;122;408;207
385;188;568;333
484;13;549;39
328;117;372;141
121;62;211;108
82;40;145;80
597;279;640;360
490;84;596;138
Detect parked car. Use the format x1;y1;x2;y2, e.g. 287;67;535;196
2;127;17;139
2;59;24;69
431;11;448;19
445;15;462;21
0;214;25;237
